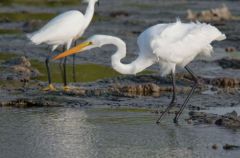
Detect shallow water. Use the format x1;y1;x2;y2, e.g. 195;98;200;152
0;107;240;158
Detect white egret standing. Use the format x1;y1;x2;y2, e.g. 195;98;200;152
27;0;99;91
53;20;226;123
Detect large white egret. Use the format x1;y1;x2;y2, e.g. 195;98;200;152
27;0;99;91
53;20;226;123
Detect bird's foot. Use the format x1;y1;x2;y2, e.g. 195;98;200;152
173;117;178;124
156;101;177;124
42;84;57;91
173;113;180;124
63;85;72;92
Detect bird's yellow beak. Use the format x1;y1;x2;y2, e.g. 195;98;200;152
53;42;93;60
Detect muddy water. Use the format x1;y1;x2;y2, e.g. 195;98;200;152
0;107;240;158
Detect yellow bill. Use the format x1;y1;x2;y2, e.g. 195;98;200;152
53;42;92;60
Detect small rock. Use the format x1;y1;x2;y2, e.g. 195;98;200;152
223;144;240;150
212;144;218;150
224;111;238;118
4;56;31;67
215;118;223;126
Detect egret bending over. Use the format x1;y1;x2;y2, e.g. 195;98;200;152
53;20;226;123
27;0;99;91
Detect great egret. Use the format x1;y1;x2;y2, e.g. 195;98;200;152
27;0;99;91
53;20;226;123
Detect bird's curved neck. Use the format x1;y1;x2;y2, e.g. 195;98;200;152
83;1;96;30
109;37;150;75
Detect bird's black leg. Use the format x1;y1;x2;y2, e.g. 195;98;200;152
63;57;68;87
72;41;77;82
45;53;52;85
42;52;56;91
156;71;177;124
173;65;199;123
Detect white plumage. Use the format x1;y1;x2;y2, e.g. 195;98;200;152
27;0;98;51
147;21;226;76
27;0;99;91
27;11;84;48
53;20;226;122
53;20;226;76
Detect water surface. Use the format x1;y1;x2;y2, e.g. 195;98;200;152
0;107;240;158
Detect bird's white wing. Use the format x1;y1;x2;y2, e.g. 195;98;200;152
150;21;226;64
27;10;85;45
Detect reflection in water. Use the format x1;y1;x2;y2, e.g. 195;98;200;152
0;107;240;158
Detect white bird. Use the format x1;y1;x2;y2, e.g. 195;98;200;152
27;0;99;91
53;20;226;123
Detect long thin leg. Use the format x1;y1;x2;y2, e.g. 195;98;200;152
72;41;77;82
173;65;199;123
45;53;52;85
63;57;68;86
42;51;56;91
156;71;177;124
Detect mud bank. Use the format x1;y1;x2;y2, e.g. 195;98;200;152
188;111;240;129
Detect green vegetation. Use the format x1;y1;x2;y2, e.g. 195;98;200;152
32;60;154;83
0;52;18;61
0;29;22;35
31;59;122;83
0;52;154;83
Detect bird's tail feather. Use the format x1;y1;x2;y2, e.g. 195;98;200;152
216;34;226;41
